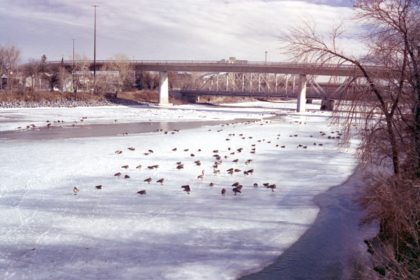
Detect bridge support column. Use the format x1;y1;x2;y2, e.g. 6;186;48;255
297;74;307;113
159;71;170;106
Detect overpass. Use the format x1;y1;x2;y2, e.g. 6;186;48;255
50;60;391;112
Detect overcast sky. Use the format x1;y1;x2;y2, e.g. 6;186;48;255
0;0;363;62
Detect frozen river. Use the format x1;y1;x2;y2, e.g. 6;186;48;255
0;102;359;279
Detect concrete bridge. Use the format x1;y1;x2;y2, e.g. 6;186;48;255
51;60;390;112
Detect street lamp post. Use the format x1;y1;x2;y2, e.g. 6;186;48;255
93;4;98;93
72;38;75;93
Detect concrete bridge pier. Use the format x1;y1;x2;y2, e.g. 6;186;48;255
297;74;307;112
159;71;170;106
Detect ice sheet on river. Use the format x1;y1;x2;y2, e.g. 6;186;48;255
0;103;357;280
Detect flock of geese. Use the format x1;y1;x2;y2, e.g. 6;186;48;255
72;119;342;198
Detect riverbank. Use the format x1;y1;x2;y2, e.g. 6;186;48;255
240;166;378;280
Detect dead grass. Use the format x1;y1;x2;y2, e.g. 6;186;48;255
359;176;420;279
0;90;106;104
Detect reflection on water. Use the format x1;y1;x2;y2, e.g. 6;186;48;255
240;169;377;280
0;121;228;141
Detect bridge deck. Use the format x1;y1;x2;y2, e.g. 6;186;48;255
50;60;390;77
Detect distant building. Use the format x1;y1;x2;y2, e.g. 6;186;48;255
219;57;248;64
1;74;7;89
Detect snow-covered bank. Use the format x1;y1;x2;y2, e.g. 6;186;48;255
0;103;357;279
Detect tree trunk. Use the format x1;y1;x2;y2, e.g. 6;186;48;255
386;115;400;175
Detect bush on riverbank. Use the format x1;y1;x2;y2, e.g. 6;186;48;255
358;176;420;279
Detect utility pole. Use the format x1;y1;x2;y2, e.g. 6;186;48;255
264;51;268;92
72;38;75;93
93;4;98;93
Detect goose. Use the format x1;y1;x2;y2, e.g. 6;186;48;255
232;185;242;195
253;183;258;188
172;148;177;151
176;164;184;170
232;159;239;163
137;190;146;195
95;185;102;190
157;178;164;185
124;175;130;179
121;165;129;169
221;188;226;195
115;150;123;154
114;172;122;177
181;185;191;193
73;187;80;195
244;169;254;175
209;182;214;187
232;182;240;187
136;165;142;169
197;170;205;180
144;177;152;184
267;184;276;192
128;147;135;151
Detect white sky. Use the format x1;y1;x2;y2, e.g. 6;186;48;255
0;0;364;62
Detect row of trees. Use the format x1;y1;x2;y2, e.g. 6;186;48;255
0;50;164;94
285;0;419;278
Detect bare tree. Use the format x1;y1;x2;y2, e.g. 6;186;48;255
114;54;135;91
73;55;92;93
285;1;419;277
0;45;21;92
21;59;40;91
286;1;419;177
